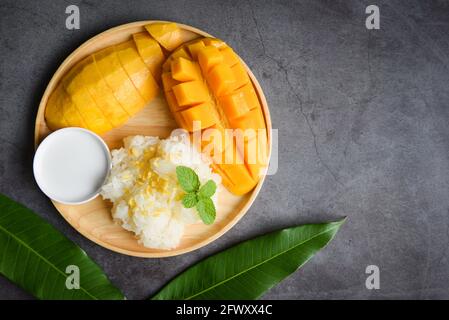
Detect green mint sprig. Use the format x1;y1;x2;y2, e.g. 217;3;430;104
176;166;217;225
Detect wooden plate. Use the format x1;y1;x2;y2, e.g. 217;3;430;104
34;21;272;257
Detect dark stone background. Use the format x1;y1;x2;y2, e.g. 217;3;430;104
1;0;449;299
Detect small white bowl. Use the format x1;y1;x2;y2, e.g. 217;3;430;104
33;127;111;205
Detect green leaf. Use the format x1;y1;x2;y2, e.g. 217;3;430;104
182;193;198;208
197;180;217;199
196;198;216;225
152;218;345;300
0;193;124;300
176;166;200;193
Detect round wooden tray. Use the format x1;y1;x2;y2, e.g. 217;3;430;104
34;21;272;258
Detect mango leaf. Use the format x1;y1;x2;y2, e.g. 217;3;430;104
0;193;124;300
152;218;345;300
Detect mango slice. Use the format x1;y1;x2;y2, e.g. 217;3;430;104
180;102;218;131
45;23;198;134
63;57;113;133
162;38;269;195
132;32;165;81
162;72;181;92
187;41;206;59
145;23;184;51
115;40;159;102
94;46;146;116
172;80;210;107
207;64;235;97
45;85;69;129
198;46;223;72
79;56;129;127
171;57;202;82
162;47;191;72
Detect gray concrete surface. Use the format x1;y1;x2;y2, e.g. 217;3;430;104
1;0;449;299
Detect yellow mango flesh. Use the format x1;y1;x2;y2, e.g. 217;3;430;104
94;46;146;116
79;55;129;127
132;32;165;81
145;23;184;51
180;102;219;131
172;80;210;107
45;23;197;134
45;85;69;129
187;41;206;59
115;40;159;102
162;72;181;92
56;87;87;128
162;47;191;72
171;57;202;82
162;38;268;195
63;57;113;133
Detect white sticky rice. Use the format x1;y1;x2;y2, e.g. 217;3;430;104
100;132;221;249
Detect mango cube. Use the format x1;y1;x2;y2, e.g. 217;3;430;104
164;90;182;112
181;102;218;131
239;83;260;110
219;91;250;119
173;81;209;106
198;46;223;72
221;47;240;67
231;63;249;90
188;41;206;59
203;38;227;49
244;133;268;179
171;57;202;82
132;32;165;80
145;23;183;51
162;47;191;71
161;72;181;92
207;64;235;96
229;108;265;131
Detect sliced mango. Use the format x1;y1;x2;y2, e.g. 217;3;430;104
229;108;265;131
164;91;187;128
198;46;223;72
231;62;250;90
200;124;233;157
115;40;159;102
63;57;112;133
219;90;251;119
45;84;69;130
172;81;209;107
203;38;227;49
215;144;257;195
162;38;269;195
188;41;206;59
162;72;181;92
132;32;165;81
207;64;235;97
171;57;202;82
145;23;184;51
162;47;191;71
60;91;88;128
80;55;129;128
94;46;146;116
180;102;218;131
244;133;268;179
221;47;240;67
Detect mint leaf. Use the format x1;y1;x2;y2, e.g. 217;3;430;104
197;180;217;199
182;193;198;208
196;198;216;225
176;166;200;193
